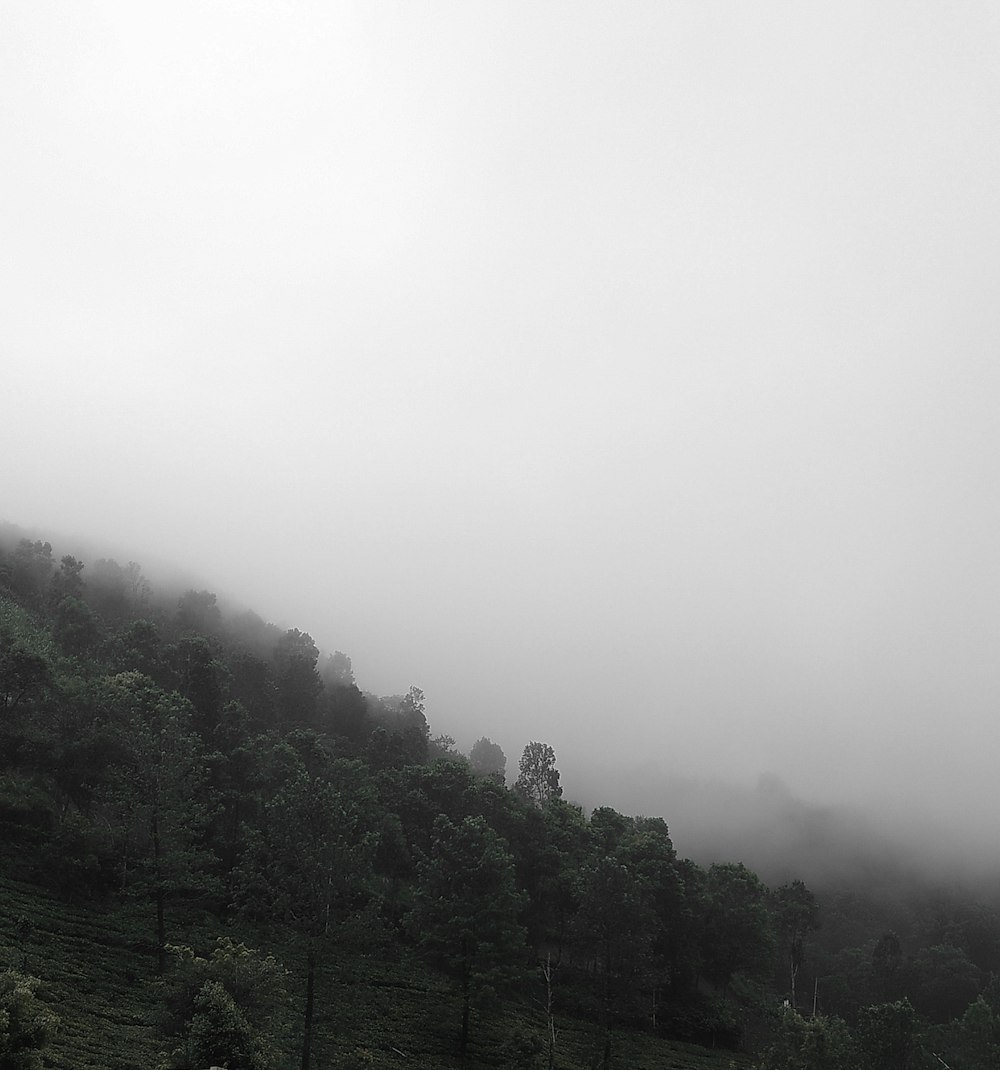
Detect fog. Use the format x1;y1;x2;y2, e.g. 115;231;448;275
5;3;1000;874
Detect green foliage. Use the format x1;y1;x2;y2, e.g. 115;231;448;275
757;1009;853;1070
161;937;287;1056
0;646;49;716
52;597;98;656
407;814;527;1055
469;736;506;780
176;589;222;635
701;864;776;993
8;542;53;608
236;762;377;934
514;742;562;807
0;969;58;1070
952;994;1000;1069
185;980;261;1069
854;999;917;1070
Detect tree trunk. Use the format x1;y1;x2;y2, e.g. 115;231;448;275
460;957;471;1059
301;946;316;1070
541;953;557;1070
152;810;166;974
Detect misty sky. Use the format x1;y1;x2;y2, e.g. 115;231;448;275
4;3;1000;843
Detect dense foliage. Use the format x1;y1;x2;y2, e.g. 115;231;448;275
1;527;999;1069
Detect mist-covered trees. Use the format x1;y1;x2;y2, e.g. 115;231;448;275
160;939;286;1070
8;526;1000;1068
99;671;215;972
406;814;526;1057
236;761;377;1069
514;742;562;807
470;736;506;780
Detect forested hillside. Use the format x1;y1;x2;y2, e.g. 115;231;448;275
2;527;999;1070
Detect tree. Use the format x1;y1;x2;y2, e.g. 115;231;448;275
514;742;562;807
321;650;354;687
0;645;49;715
574;853;655;1070
176;589;222;635
9;541;53;607
406;814;527;1058
871;931;903;1001
700;862;776;995
235;762;377;1070
273;629;322;727
161;938;287;1070
470;737;507;781
759;1008;854;1070
50;555;85;604
52;597;98;656
0;969;59;1070
855;999;917;1070
99;672;215;972
87;558;131;623
772;880;820;1011
185;981;261;1070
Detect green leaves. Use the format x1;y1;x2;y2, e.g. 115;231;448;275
0;969;58;1070
407;815;527;1053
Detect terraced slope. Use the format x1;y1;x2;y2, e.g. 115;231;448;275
0;876;748;1070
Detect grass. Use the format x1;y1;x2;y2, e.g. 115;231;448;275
0;873;751;1070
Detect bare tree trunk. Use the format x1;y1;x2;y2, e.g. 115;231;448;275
460;963;471;1059
301;946;316;1070
152;810;166;974
541;953;557;1070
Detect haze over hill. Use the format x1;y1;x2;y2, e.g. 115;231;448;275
5;3;1000;875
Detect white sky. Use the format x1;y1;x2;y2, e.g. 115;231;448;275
4;2;1000;842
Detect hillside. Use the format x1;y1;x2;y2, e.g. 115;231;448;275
1;527;999;1070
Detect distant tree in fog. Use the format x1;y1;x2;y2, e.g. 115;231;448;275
469;737;506;781
176;589;222;634
514;742;562;807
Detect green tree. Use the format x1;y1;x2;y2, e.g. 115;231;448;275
0;646;49;716
52;596;98;656
235;763;377;1070
871;931;903;1001
273;629;322;727
176;589;222;635
407;814;527;1058
514;742;562;808
161;939;287;1070
470;737;507;781
99;672;216;972
855;998;917;1070
700;862;775;996
49;555;84;604
9;541;53;607
772;879;820;1011
185;982;260;1070
574;852;655;1070
0;969;59;1070
955;994;1000;1070
87;558;131;623
759;1008;854;1070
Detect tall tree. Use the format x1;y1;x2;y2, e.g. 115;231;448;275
50;554;85;604
514;742;562;808
273;629;322;727
700;862;776;996
9;540;53;607
99;671;216;972
469;736;506;781
406;814;527;1058
236;762;377;1070
772;880;820;1011
176;589;222;635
